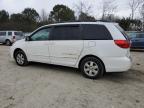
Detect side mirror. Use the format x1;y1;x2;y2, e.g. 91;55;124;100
25;36;31;41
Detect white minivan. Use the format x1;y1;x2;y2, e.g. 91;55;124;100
10;22;132;79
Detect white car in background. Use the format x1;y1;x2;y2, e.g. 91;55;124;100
10;22;132;79
0;31;24;45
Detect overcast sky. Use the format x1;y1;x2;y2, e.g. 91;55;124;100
0;0;139;18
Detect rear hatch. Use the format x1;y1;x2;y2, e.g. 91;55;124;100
114;24;131;58
14;31;24;40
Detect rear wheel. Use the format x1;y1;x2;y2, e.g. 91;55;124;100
80;57;104;79
5;40;11;46
14;50;29;66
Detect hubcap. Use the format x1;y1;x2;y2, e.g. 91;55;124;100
6;41;10;45
16;53;24;65
84;61;99;77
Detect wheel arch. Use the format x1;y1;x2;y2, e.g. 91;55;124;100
13;48;25;59
13;48;29;66
5;39;11;43
5;39;10;42
78;55;106;72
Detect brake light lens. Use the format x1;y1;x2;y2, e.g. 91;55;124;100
12;36;16;42
13;36;15;39
114;40;130;49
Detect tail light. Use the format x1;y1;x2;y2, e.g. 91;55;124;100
114;40;130;49
12;36;16;42
13;36;15;39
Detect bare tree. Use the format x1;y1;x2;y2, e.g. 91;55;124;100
101;0;117;20
139;4;144;31
140;4;144;20
74;1;93;19
40;9;48;22
129;0;143;19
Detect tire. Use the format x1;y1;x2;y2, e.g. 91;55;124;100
80;57;105;79
14;50;29;66
5;40;11;46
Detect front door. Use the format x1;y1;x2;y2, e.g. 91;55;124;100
25;27;51;63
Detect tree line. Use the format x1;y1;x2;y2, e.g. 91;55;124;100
0;0;144;32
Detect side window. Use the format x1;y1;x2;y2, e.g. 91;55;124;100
129;33;136;38
136;34;144;38
8;32;12;36
82;24;112;40
0;32;6;36
115;25;129;40
31;28;51;41
50;25;81;40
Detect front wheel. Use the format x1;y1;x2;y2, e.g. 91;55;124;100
15;50;29;66
80;57;105;79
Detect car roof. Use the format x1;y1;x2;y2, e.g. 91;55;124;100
29;22;118;36
0;30;22;32
40;22;117;28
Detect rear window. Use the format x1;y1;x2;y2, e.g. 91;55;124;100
81;24;112;40
115;25;129;40
50;25;81;40
0;32;6;36
127;33;136;38
136;33;144;38
14;32;23;36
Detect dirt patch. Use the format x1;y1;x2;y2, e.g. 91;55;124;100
0;46;144;108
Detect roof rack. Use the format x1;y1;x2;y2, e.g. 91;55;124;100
53;20;115;24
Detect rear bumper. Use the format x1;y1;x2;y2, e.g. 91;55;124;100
103;56;132;72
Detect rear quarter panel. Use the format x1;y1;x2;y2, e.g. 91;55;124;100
75;24;131;72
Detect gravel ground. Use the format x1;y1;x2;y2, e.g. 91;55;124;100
0;45;144;108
